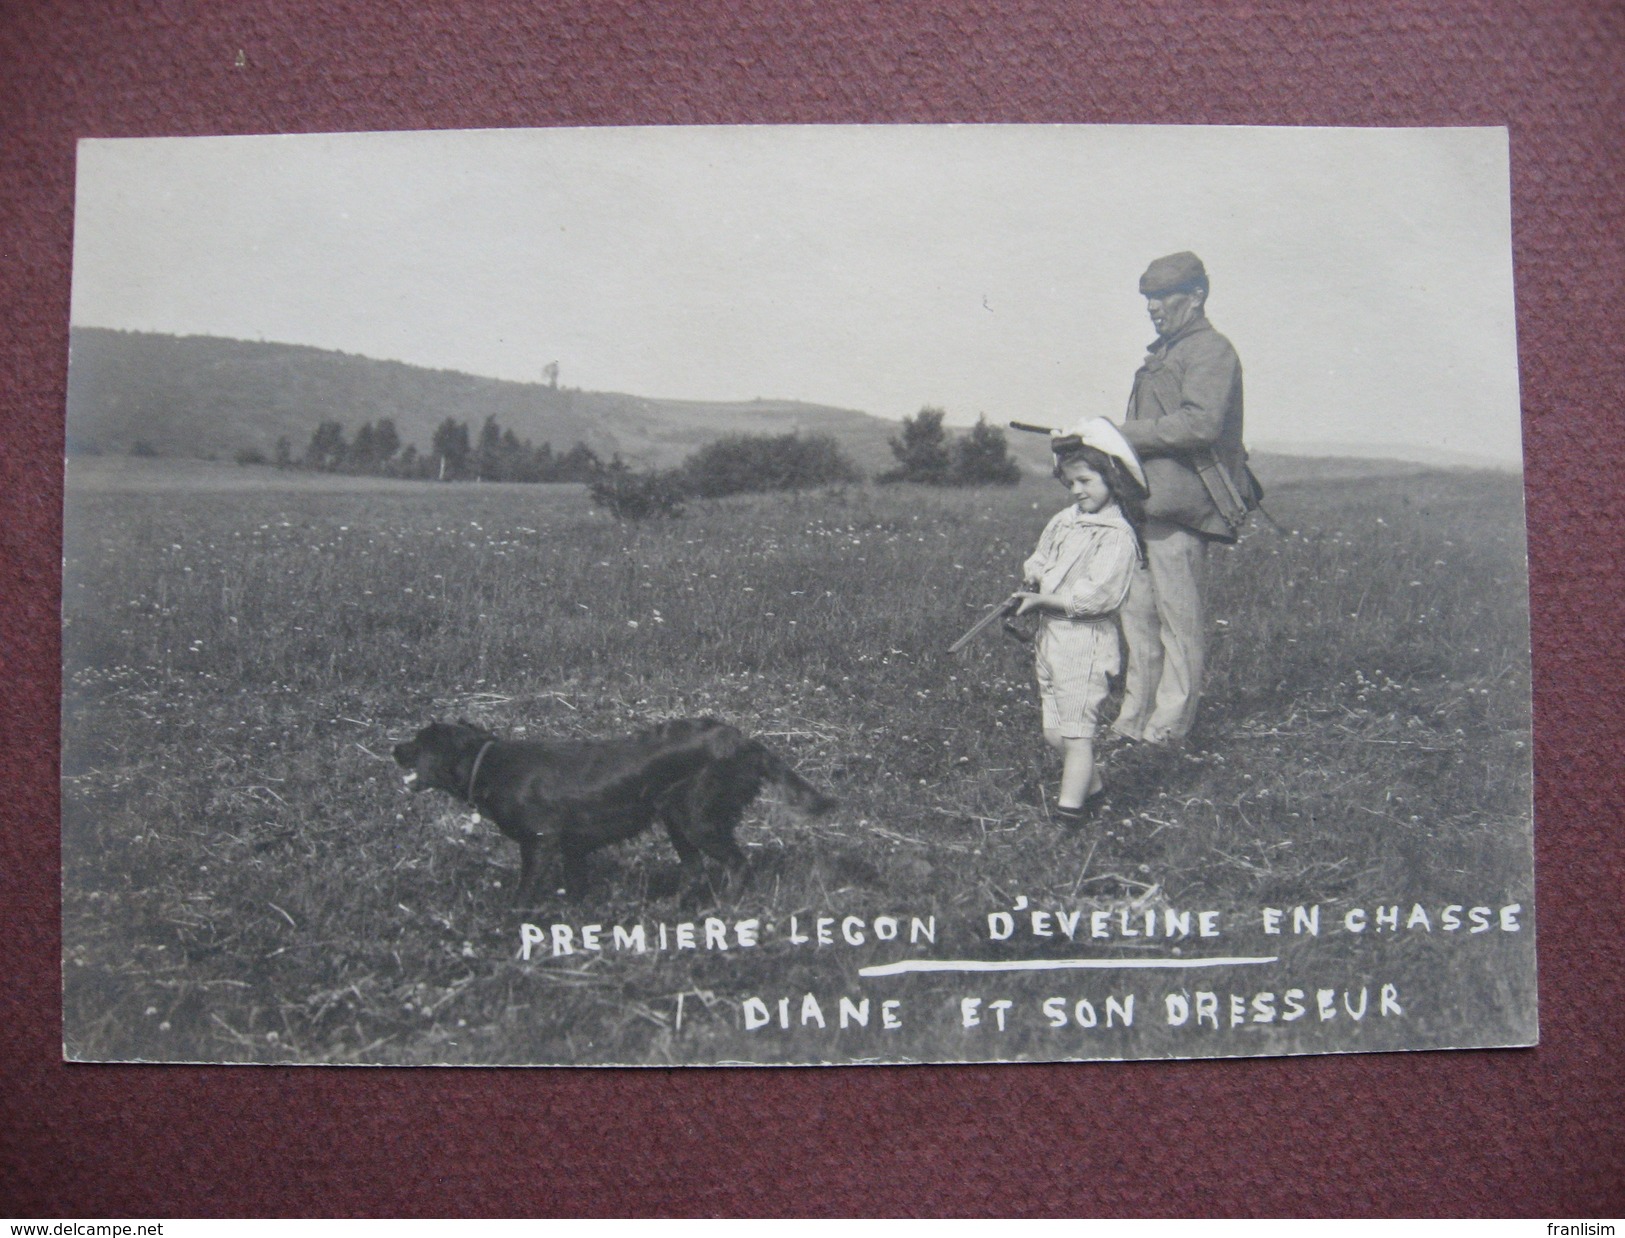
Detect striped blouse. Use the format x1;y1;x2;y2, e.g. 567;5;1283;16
1021;504;1138;621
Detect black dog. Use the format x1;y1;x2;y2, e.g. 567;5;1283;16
392;717;835;902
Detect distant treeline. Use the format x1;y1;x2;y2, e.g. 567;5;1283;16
235;404;1021;516
239;415;605;483
588;409;1021;520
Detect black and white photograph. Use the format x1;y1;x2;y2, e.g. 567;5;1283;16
60;123;1535;1066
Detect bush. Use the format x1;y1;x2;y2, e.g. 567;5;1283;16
235;447;269;467
881;408;1022;486
951;416;1022;486
588;461;689;520
879;407;952;484
682;432;861;498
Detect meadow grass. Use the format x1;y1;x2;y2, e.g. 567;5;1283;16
60;458;1535;1064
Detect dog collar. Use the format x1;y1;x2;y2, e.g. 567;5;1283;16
467;739;496;803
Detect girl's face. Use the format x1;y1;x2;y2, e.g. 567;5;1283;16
1059;459;1113;514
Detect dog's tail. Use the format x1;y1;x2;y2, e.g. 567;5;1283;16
694;721;837;818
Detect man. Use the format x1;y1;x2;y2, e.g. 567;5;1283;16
1112;251;1253;748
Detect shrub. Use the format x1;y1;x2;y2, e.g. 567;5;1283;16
882;408;1022;486
951;416;1022;486
588;460;689;520
879;407;952;484
682;432;860;498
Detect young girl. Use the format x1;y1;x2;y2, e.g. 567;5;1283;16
1013;418;1149;829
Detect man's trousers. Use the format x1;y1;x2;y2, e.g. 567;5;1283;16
1112;519;1209;745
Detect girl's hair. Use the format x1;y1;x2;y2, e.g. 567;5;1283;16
1053;443;1149;563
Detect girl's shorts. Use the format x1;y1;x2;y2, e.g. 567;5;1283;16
1034;615;1119;740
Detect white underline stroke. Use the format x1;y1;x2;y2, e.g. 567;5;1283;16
859;956;1279;978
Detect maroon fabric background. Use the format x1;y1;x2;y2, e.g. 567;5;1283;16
3;0;1622;1218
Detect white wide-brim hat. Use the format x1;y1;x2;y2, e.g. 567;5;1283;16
1051;418;1149;493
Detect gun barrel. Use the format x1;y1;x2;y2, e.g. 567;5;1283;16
947;595;1020;655
1008;421;1056;435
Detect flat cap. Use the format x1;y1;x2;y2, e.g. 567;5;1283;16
1139;251;1208;296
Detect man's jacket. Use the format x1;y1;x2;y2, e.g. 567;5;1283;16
1119;315;1252;542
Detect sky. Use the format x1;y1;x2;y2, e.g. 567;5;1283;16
70;124;1524;465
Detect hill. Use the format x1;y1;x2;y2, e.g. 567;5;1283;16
63;328;947;477
64;330;1483;488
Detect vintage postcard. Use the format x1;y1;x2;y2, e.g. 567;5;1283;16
61;125;1534;1065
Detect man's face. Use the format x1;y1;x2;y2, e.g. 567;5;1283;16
1145;286;1205;338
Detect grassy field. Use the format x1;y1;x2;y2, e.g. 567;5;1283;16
60;455;1536;1065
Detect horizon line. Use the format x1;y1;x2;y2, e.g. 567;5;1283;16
68;323;1529;467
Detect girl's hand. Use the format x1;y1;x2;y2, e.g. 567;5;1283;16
1013;591;1051;616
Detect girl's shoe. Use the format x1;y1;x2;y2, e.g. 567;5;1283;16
1056;784;1108;830
1054;805;1089;830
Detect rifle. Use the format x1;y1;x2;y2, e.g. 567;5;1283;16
1014;421;1283;535
947;594;1024;654
1010;421;1075;448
